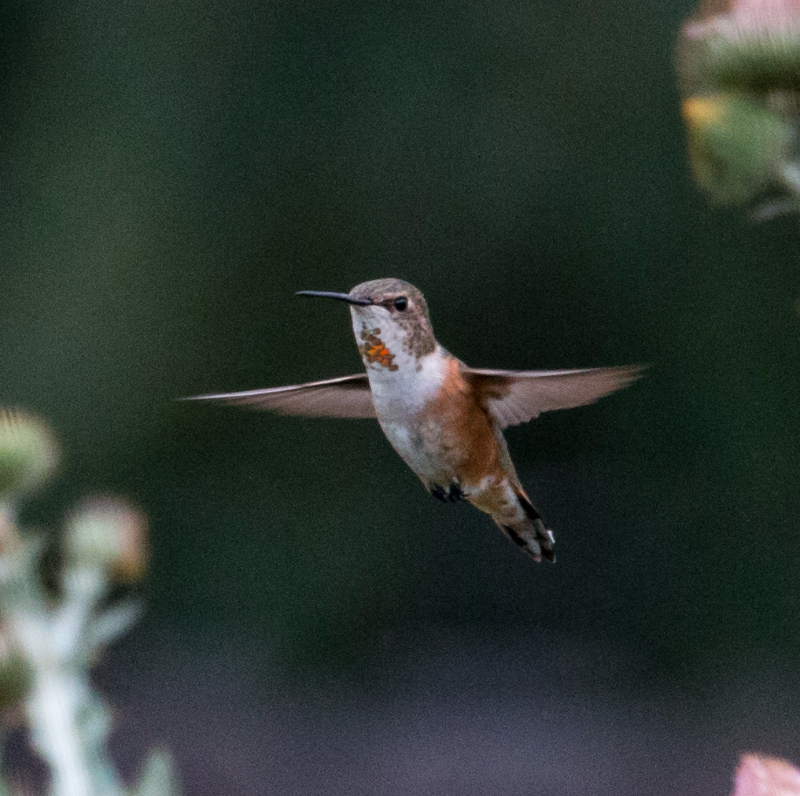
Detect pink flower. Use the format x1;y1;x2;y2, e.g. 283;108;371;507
732;754;800;796
684;0;800;41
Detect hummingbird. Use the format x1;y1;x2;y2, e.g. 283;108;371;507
186;279;644;562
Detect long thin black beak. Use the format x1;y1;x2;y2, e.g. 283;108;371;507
295;290;373;306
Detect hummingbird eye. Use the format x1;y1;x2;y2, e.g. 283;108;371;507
393;296;408;312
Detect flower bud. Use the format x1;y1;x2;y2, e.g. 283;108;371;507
0;409;59;502
65;498;149;583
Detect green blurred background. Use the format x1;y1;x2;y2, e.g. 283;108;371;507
1;0;799;792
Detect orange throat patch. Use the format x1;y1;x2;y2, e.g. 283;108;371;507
359;329;398;371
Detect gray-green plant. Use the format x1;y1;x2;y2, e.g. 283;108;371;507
0;409;179;796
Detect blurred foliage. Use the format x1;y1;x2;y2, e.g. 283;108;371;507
681;93;793;205
0;0;797;681
677;0;800;207
0;411;178;796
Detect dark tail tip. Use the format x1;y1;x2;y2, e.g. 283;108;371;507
499;525;539;562
517;491;542;522
516;491;556;562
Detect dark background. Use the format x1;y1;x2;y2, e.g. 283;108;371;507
2;1;799;793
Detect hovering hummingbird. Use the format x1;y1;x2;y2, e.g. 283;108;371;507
186;279;644;562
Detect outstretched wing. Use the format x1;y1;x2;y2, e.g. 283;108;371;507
182;374;376;418
464;364;646;429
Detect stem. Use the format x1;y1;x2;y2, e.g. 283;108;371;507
27;668;96;796
1;555;125;796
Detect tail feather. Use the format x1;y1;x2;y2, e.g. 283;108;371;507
496;492;555;563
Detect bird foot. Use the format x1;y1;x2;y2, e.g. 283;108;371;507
430;484;448;502
447;482;467;502
431;482;468;503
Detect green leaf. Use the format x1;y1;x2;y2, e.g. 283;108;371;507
681;93;793;204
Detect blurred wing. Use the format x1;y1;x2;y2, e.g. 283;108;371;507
182;374;376;418
464;364;647;429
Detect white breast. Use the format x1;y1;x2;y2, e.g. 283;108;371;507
349;309;449;479
369;344;444;404
367;349;449;481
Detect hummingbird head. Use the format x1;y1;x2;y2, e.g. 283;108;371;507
297;278;437;369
